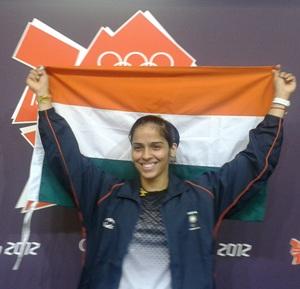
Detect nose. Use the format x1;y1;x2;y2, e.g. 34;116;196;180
142;147;152;160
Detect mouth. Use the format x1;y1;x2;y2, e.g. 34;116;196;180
139;162;157;171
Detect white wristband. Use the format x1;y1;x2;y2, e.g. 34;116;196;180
272;97;290;107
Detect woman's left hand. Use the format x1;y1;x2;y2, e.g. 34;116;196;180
273;65;297;100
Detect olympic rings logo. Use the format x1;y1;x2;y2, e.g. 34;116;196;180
97;51;175;66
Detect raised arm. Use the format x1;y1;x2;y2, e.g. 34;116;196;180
200;67;296;233
26;67;119;223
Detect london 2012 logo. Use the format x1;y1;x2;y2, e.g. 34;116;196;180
11;10;196;270
12;10;195;213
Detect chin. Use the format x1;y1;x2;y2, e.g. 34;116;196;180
140;171;158;180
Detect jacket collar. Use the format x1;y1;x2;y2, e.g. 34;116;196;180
163;173;186;204
116;178;141;203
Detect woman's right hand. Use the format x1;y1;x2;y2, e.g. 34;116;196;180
26;66;52;110
26;66;49;96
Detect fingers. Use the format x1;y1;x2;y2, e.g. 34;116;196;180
36;66;46;77
279;71;296;83
27;66;46;82
273;65;296;83
26;70;38;86
272;64;281;80
273;64;281;71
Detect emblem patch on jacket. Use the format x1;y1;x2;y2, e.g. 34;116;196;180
187;211;201;231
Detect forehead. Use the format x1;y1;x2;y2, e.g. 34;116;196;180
131;123;166;142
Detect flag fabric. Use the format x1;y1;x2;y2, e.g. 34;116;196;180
18;66;275;220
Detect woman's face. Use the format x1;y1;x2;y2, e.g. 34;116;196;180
131;122;177;186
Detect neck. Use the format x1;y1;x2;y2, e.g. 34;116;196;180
141;175;169;192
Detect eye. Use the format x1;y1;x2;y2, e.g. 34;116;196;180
152;144;162;150
132;145;142;151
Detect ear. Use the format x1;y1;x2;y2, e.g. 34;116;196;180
169;143;178;158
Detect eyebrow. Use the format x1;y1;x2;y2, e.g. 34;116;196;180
132;141;165;145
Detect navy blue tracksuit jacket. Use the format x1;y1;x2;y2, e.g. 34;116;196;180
39;108;283;289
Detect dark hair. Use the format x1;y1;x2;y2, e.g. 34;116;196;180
129;115;180;147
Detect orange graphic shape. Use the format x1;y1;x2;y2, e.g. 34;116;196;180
290;238;300;265
12;87;38;124
21;129;36;147
22;200;56;213
13;23;81;67
80;11;194;67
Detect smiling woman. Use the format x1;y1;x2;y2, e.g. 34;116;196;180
25;66;296;289
129;115;179;192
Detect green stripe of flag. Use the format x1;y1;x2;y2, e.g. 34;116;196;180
40;158;266;221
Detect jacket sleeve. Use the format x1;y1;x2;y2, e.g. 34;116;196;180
38;108;119;222
201;115;283;228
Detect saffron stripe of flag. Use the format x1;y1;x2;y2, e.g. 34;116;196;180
48;66;273;115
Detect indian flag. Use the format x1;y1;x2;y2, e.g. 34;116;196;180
17;66;275;220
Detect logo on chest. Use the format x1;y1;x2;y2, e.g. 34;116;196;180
102;218;116;230
187;211;201;231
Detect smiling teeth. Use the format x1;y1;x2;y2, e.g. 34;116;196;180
142;163;155;169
